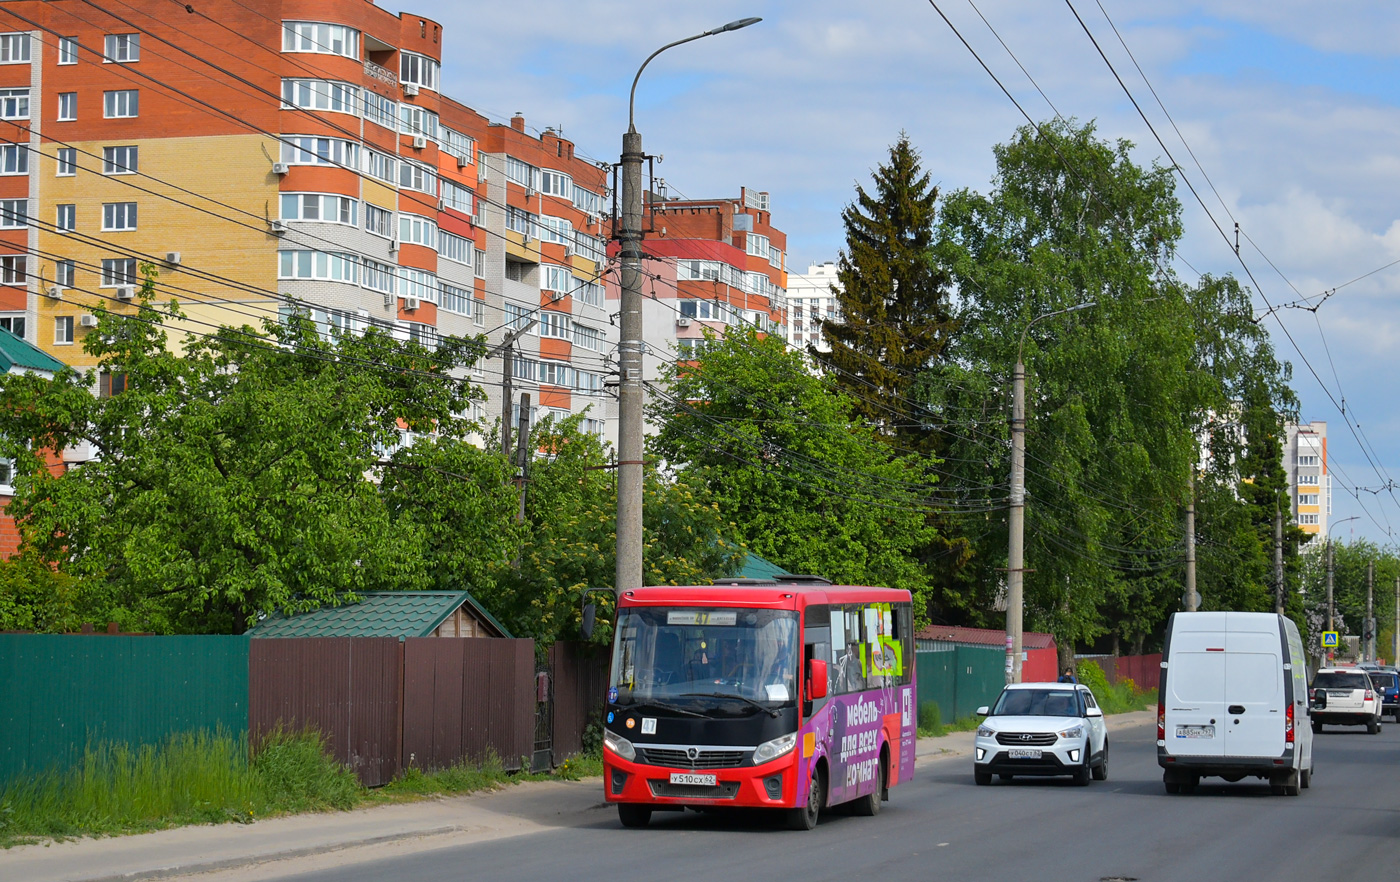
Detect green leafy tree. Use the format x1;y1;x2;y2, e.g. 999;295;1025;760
0;551;92;632
651;327;936;606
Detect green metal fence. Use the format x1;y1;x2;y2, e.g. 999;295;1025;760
916;645;1007;725
0;635;249;784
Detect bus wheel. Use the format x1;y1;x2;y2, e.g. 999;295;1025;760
787;766;825;831
617;804;652;828
853;750;888;817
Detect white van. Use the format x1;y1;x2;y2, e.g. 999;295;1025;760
1157;611;1314;796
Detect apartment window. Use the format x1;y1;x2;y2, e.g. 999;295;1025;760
539;359;571;387
0;34;31;64
572;183;603;217
439;230;472;266
400;269;438;304
1297;454;1319;466
280;193;356;226
398;105;437;139
55;147;74;176
442;179;473;214
1298;494;1319;506
281;22;359;59
573;323;601;351
0;88;29;120
58;36;78;65
360;258;396;295
0;314;25;339
1299;514;1319;525
398;214;438;249
102;145;138;174
102;202;137;231
363;148;395;183
281;135;357;168
575;278;603;307
581;417;604;436
277;250;358;284
575;371;603;394
474;249;486;280
405;322;438;348
504;303;535;334
57;91;76;121
573;232;605;263
504;156;537;189
440;282;471;316
769;245;784;270
0;199;26;228
541;264;572;293
364;203;393;238
1297;472;1320;487
55;203;75;232
746;232;770;258
679;299;727;321
54;315;73;345
99;371;128;397
55;259;74;288
506;207;536;237
104;34;140;63
103;89;138;118
540;170;571;198
537;215;571;246
362;91;395;130
399;51;439;91
280;79;359;115
397;161;436;196
100;257;137;287
539;311;569;341
0;255;26;285
441;128;474;163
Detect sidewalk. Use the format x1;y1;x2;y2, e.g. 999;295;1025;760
0;711;1156;882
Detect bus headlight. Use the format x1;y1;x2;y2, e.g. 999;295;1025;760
753;733;798;765
604;728;636;762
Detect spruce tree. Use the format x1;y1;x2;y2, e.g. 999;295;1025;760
816;134;956;451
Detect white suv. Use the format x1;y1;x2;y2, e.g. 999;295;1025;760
973;683;1108;786
1311;668;1383;734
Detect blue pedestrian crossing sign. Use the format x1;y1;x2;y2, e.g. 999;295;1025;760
1322;631;1340;648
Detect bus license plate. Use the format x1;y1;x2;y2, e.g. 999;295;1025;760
1176;725;1214;739
670;772;716;787
1007;749;1041;759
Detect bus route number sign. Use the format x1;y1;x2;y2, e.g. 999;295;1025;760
667;611;737;626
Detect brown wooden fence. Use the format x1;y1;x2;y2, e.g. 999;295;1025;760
549;641;610;759
402;637;535;773
249;637;403;787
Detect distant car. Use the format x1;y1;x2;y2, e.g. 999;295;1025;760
1311;669;1383;734
973;683;1107;786
1361;668;1399;721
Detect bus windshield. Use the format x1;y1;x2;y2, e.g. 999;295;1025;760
610;607;799;711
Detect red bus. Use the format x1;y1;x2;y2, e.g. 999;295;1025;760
602;576;916;830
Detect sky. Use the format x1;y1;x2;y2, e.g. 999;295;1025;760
384;0;1400;546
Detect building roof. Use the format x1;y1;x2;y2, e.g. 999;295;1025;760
0;328;67;375
246;591;511;639
736;553;792;580
917;624;1057;651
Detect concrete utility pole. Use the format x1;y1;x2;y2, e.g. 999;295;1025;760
1366;560;1374;662
1185;470;1197;612
1007;302;1096;685
614;17;761;598
1392;574;1398;666
515;393;531;524
488;319;536;458
1274;505;1285;615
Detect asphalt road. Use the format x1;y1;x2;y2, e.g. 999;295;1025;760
267;719;1399;882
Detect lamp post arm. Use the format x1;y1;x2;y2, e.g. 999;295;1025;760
1018;301;1097;366
628;17;762;132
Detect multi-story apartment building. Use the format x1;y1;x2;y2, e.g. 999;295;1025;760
616;187;787;387
785;260;839;353
1285;420;1329;541
0;1;612;447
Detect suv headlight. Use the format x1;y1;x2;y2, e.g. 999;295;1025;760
753;733;798;765
604;728;636;762
976;725;995;738
1058;725;1085;740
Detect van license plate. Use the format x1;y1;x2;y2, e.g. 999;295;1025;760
1007;749;1041;759
1176;725;1214;739
669;772;716;786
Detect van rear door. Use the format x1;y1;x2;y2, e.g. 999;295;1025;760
1223;628;1286;757
1165;628;1227;758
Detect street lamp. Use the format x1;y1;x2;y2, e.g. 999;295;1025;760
1325;515;1358;644
1007;302;1096;684
615;17;762;598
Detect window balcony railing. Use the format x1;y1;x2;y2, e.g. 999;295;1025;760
363;59;397;86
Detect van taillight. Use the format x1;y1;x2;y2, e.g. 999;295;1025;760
1157;699;1165;741
1365;690;1374;701
1285;701;1295;743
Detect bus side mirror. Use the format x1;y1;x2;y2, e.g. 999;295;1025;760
808;659;828;700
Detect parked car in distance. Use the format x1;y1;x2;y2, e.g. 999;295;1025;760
1312;668;1384;733
973;683;1107;787
1357;666;1399;721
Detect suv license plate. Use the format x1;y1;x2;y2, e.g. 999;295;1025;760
669;772;716;786
1176;725;1215;739
1007;748;1041;759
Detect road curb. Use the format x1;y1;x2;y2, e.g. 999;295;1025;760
73;825;467;882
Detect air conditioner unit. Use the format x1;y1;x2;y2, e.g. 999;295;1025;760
270;220;287;235
79;314;98;328
563;244;575;258
165;251;181;265
676;317;691;328
272;162;290;175
457;156;469;169
115;286;135;300
525;187;536;199
403;82;419;97
403;295;419;310
586;213;599;226
412;135;427;149
388;239;400;252
45;285;63;299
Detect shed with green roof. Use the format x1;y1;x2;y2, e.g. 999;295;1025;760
245;590;511;639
